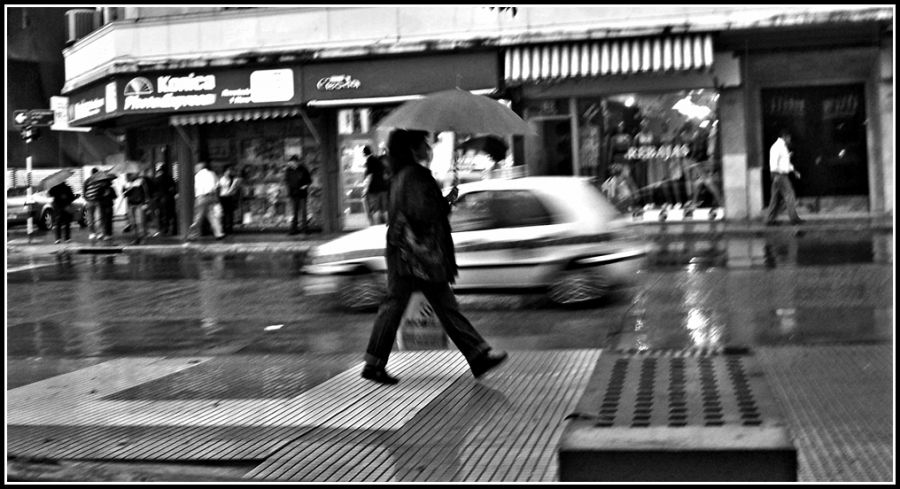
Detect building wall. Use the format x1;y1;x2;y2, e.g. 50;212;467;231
62;6;892;92
743;46;886;217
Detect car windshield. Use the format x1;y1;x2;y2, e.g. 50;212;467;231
451;189;558;232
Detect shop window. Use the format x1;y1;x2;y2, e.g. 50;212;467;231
579;89;722;212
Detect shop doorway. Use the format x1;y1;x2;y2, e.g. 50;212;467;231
526;116;573;176
761;84;870;213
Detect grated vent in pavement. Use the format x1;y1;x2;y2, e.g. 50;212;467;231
756;345;893;483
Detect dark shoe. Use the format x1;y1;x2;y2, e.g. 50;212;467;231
791;218;805;225
471;349;509;378
361;365;399;385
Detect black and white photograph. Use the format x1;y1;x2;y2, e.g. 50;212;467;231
5;4;895;483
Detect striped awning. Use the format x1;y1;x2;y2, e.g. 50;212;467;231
504;34;714;83
169;107;302;126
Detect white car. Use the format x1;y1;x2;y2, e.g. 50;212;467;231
304;176;649;310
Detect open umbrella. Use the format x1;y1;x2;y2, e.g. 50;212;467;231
377;88;533;135
39;169;74;191
456;135;509;162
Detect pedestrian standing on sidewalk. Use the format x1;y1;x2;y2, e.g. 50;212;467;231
48;181;75;244
154;164;178;236
363;145;389;225
361;129;508;385
764;129;804;226
217;165;241;235
284;155;312;235
122;172;150;244
82;168;103;240
188;162;225;240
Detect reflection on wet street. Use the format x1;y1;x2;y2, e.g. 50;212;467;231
6;229;893;367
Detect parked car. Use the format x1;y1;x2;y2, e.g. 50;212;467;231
6;186;88;230
304;176;648;310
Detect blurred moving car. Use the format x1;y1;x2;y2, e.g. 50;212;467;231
6;186;88;230
304;176;648;310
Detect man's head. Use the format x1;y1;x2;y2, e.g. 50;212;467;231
194;162;206;174
91;168;99;175
288;155;299;167
363;145;372;157
779;129;792;144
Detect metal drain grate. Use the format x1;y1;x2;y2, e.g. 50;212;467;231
584;354;769;430
559;351;796;481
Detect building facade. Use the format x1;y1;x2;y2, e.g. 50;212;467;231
58;6;894;236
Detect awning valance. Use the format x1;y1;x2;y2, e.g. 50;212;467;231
169;107;302;126
504;34;714;83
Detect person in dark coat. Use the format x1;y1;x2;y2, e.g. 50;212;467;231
154;164;178;236
47;181;75;243
284;155;312;235
361;129;508;385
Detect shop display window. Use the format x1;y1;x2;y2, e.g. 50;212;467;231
578;89;722;213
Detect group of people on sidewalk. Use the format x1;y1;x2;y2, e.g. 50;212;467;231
186;156;313;241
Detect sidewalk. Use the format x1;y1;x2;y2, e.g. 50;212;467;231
7;214;893;257
6;346;893;482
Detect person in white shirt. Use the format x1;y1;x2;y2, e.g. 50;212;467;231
764;130;804;225
188;162;225;240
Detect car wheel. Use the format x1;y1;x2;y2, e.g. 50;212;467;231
338;274;386;311
39;209;54;231
547;268;611;306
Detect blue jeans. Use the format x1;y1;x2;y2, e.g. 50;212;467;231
365;272;491;369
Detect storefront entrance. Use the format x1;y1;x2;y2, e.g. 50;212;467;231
761;84;870;213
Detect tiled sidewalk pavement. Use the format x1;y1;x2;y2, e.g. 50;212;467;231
7;346;893;482
7;350;600;482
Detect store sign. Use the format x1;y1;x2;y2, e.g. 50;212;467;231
316;75;362;91
65;67;301;124
625;144;691;160
302;51;498;101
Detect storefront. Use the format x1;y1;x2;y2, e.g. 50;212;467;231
303;50;503;230
64;64;323;235
503;34;733;219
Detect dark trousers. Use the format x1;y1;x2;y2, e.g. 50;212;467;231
99;203;114;236
157;196;177;235
289;195;308;232
53;206;72;241
765;173;802;223
365;273;491;369
220;195;237;234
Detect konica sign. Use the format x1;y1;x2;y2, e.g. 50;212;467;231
66;67;301;124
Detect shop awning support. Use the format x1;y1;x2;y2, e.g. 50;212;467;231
173;124;198;154
298;108;321;146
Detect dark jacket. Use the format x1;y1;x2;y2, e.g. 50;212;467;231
285;163;312;199
385;164;457;284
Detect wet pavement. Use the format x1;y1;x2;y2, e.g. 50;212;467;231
5;218;895;482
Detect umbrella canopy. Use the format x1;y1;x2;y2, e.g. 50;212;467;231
377;89;533;135
456;135;509;162
39;169;74;191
